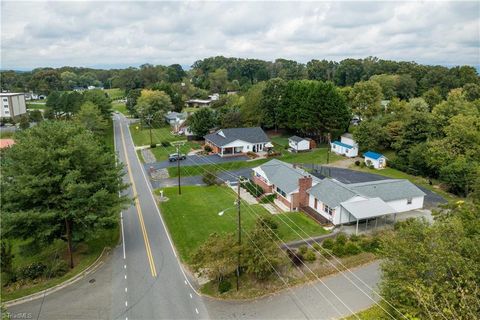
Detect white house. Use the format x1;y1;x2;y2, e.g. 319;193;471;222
308;178;425;233
364;151;387;169
204;127;272;157
331;133;358;157
1;93;27;119
288;136;315;152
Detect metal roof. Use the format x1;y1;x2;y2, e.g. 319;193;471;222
255;159;320;194
332;141;353;149
348;179;426;202
165;112;186;120
341;197;395;220
289;136;309;143
204;127;270;147
363;151;385;160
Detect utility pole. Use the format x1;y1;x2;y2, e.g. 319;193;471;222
177;144;181;195
326;132;331;178
236;177;241;291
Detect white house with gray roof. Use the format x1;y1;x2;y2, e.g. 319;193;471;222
308;178;425;231
205;127;272;157
331;133;359;157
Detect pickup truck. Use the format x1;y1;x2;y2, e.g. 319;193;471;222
168;153;187;162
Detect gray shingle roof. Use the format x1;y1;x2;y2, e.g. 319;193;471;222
165;112;186;120
256;159;320;194
341;198;395;219
289;136;306;143
348;179;426;202
204;127;270;147
308;179;359;208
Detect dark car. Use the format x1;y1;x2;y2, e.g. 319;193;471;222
168;153;186;162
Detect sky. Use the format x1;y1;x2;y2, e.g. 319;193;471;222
1;1;479;70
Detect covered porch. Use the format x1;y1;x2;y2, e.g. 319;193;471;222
220;146;244;157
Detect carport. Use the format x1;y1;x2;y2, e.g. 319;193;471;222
340;198;397;235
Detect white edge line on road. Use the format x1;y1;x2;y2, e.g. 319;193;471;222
125;301;128;307
195;308;199;314
120;212;126;260
124;275;127;280
124;117;202;297
114;115;127;261
125;287;128;293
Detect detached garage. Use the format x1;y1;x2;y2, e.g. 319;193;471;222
288;136;315;152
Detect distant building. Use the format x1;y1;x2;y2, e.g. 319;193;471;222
186;93;220;108
0;93;27;119
204;127;271;157
24;92;39;100
288;136;315;152
164;111;187;133
331;133;359;157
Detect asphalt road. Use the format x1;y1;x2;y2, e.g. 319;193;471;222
7;114;385;319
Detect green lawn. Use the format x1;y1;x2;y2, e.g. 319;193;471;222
343;306;389;320
105;88;125;100
129;125;185;146
156;185;328;263
26;103;46;110
270;136;289;148
349;164;458;202
112;101;128;114
182;107;201;113
1;226;118;302
150;141;201;162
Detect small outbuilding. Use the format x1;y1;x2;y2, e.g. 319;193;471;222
288;136;315;152
331;133;358;157
364;151;387;169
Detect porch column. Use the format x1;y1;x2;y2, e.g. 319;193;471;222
221;147;223;156
355;219;359;235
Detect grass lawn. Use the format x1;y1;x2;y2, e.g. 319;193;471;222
150;141;201;162
129;124;185;146
343;306;389;320
156;185;328;263
1;226;118;302
270;136;289;148
26;103;46;110
112;101;128;115
182;107;201;113
105;88;125;100
349;164;458;202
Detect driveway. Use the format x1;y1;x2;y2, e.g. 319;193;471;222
312;166;446;207
146;154;249;170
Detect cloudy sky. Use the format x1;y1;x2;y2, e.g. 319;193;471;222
1;1;479;70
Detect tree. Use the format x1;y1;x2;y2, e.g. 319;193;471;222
83;89;112;118
350;80;383;119
126;88;142;117
208;68;229;93
422;88;443;110
60;71;78;90
74;101;108;135
0;121;128;268
1;241;15;282
240;82;265;126
396;74;417;100
370;74;398;100
260;78;287;130
188;108;217;137
192;233;239;284
135;89;173;126
353;120;386;152
18;115;30;130
380;202;480;318
166;64;186;83
463;83;480;102
28;110;43;123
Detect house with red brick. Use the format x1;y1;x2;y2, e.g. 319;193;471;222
252;159;321;211
204;127;271;157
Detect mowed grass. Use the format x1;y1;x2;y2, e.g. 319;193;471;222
112;101;128;115
1;226;118;302
105;88;125;100
129;125;185;146
157;185;328;263
150;141;201;162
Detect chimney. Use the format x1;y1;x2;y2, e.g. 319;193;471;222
298;175;313;207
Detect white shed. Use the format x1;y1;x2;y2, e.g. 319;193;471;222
331;133;358;157
364;151;387;169
288;136;313;152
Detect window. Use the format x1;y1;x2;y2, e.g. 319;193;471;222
4;110;9;114
332;144;336;149
314;198;318;209
407;198;412;205
323;204;334;216
276;186;287;198
3;98;7;102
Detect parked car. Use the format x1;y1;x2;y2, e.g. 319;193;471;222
169;153;186;162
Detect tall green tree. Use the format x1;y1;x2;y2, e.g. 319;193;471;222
350;80;383;119
0;121;128;268
83;89;112;118
74;102;108;135
135;89;173;126
188;108;217;137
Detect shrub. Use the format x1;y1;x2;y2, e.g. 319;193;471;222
161;140;170;147
202;172;217;186
18;262;47;280
336;233;348;246
204;145;212;153
359;237;381;253
322;238;335;250
241;181;264;197
259;194;276;204
349;234;361;242
257;216;279;233
312;242;321;251
344;242;361;256
304;249;317;262
298;245;308;255
354;160;360;166
287;249;304;266
218;279;232;293
246;151;258;158
267;151;281;158
332;244;346;257
150;143;157;148
360;161;366;168
47;260;69;277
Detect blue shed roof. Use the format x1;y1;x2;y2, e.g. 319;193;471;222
332;141;353;149
364;151;385;160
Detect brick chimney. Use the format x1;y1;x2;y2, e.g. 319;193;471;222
298;175;313;207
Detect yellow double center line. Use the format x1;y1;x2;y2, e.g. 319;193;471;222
120;123;157;278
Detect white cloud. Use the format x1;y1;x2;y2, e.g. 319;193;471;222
1;1;478;70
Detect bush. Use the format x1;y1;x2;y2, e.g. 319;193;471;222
241;181;264;197
360;161;366;168
304;249;317;262
359;237;381;253
336;233;348;246
47;260;69;277
298;245;308;255
267;151;281;158
312;242;321;251
332;244;346;257
349;234;361;242
322;238;335;250
354;160;360;166
259;194;276;204
246;151;258;158
218;279;232;293
344;242;361;256
18;262;47;280
204;145;212;153
161;140;170;147
202;172;217;186
150;143;157;148
287;249;304;266
257;216;279;233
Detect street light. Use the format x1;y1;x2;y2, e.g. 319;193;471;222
218;180;242;291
